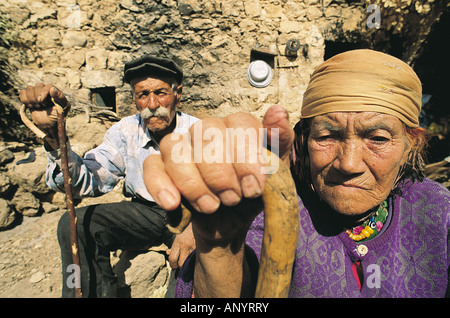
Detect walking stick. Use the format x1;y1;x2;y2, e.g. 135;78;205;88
167;150;299;298
20;99;82;298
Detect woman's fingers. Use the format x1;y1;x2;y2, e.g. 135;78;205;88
145;113;268;214
223;113;267;199
143;154;181;211
190;118;242;206
262;105;295;161
159;131;221;214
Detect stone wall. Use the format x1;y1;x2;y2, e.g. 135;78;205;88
2;0;446;126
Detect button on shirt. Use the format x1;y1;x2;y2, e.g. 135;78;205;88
45;111;199;202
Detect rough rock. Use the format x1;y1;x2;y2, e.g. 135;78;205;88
0;150;14;166
12;190;41;217
0;172;13;196
29;271;46;284
114;250;170;298
0;199;16;230
7;148;49;195
41;202;60;214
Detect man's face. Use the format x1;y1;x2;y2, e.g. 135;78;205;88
307;112;410;215
132;76;182;132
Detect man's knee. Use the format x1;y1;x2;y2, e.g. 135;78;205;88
57;207;88;245
57;212;70;244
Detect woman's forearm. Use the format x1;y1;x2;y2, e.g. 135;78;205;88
193;241;253;298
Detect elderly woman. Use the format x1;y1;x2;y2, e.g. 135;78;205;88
144;49;450;297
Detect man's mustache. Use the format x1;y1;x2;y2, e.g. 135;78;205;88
141;107;169;120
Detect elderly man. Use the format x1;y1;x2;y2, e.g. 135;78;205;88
19;55;198;297
144;49;450;298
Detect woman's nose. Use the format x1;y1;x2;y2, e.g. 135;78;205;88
334;140;366;175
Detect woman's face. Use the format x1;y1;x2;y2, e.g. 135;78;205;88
307;112;410;215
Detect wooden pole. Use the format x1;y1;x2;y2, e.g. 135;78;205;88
20;102;82;298
54;101;82;298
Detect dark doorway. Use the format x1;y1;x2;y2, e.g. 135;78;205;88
323;41;367;61
90;87;116;113
413;9;450;163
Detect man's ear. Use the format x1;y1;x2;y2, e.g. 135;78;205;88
175;85;183;107
130;80;137;102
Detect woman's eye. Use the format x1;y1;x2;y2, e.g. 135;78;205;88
314;134;337;144
369;136;390;143
318;135;331;141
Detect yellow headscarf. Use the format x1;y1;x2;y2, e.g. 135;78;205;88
301;49;422;128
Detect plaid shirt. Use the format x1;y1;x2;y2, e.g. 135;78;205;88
45;111;198;202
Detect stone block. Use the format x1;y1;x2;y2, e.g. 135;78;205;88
36;28;60;49
80;70;123;88
60;49;85;69
29;6;57;23
61;30;87;48
244;0;261;17
57;5;90;29
85;48;108;70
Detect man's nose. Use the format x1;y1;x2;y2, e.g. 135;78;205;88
145;93;160;110
334;140;365;175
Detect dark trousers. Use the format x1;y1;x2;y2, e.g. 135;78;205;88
57;200;175;298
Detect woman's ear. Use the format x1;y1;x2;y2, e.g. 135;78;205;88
401;131;414;167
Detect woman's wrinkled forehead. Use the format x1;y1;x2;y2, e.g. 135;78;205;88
309;112;405;136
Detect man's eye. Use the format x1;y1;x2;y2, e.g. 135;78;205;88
154;90;168;96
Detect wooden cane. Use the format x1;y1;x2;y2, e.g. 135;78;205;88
20;100;82;298
167;150;299;298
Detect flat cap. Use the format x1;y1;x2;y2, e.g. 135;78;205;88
123;55;183;84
